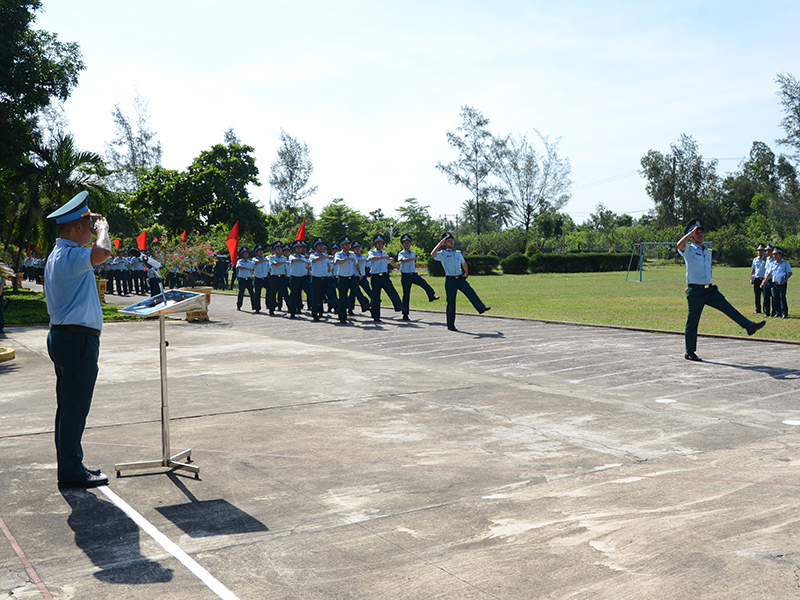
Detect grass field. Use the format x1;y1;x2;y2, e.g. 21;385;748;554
3;266;798;341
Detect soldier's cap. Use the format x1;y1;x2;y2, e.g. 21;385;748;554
254;244;263;252
441;231;454;240
46;190;91;224
685;219;705;234
271;241;283;249
340;235;352;245
767;244;775;250
400;233;412;242
773;247;784;255
757;243;767;250
292;240;304;249
312;237;325;247
331;243;340;250
352;240;362;248
239;247;250;257
282;244;291;250
373;234;385;243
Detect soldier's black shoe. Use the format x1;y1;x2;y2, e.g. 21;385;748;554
401;313;410;321
746;320;766;336
85;467;102;476
684;352;702;362
478;306;491;314
348;309;355;316
58;472;109;489
447;326;458;332
361;303;370;312
429;295;439;302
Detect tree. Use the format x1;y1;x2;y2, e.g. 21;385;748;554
133;142;265;237
492;131;572;231
436;106;500;235
776;73;800;163
104;91;163;192
311;198;368;244
639;134;719;227
268;129;318;214
395;198;439;253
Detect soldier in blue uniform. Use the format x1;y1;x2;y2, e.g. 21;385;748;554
368;234;405;323
252;244;270;314
678;219;765;361
44;191;111;488
750;244;767;314
309;238;330;322
762;246;792;318
431;232;490;331
235;247;255;311
267;241;288;314
288;240;311;318
397;233;438;320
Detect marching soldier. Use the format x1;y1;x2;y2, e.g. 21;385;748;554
309;238;330;322
368;234;405;323
352;240;371;313
288;240;311;318
334;235;360;324
268;242;289;314
397;233;438;320
235;247;255;311
252;244;270;314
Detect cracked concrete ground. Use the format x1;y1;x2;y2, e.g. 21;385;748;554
2;286;800;599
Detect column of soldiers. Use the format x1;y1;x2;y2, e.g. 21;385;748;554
22;254;46;282
751;243;793;318
230;232;488;330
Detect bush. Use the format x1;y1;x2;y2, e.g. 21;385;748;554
465;255;500;275
529;253;630;273
427;256;445;276
500;253;530;274
525;242;541;257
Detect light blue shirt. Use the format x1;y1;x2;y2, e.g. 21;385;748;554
289;254;310;277
269;254;288;276
310;252;330;277
253;257;270;278
771;260;792;285
751;256;766;278
398;249;417;274
678;242;712;285
434;248;465;277
45;238;103;331
236;258;254;278
368;249;391;274
335;250;357;277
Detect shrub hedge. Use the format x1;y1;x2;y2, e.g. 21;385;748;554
529;253;630;273
500;253;530;274
426;254;500;276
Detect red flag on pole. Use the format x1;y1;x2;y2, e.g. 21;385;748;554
294;219;306;241
136;231;147;250
181;230;187;249
226;221;239;264
113;239;121;248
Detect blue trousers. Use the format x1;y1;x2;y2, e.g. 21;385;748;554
47;329;100;481
685;285;751;354
401;272;437;310
269;275;288;311
445;275;487;329
370;273;404;320
772;283;788;317
253;276;270;312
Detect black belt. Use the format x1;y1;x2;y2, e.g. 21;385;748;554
271;274;285;277
688;283;711;289
446;275;462;279
372;273;387;276
52;324;101;337
340;275;353;279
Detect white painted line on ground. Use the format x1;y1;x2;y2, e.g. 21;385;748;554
609;377;674;390
534;359;630;376
97;486;240;600
782;419;800;425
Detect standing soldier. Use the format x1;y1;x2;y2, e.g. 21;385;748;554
334;236;360;324
678;219;765;361
268;242;288;315
235;247;255;311
351;241;371;314
762;247;792;319
764;244;776;317
397;233;438;320
44;191;111;488
750;244;767;314
368;234;405;323
431;232;490;332
252;244;270;314
309;238;330;322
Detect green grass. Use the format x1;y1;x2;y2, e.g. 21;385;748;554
6;267;797;341
2;289;139;326
407;266;800;341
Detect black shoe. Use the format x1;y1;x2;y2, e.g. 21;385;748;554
373;318;382;323
478;306;491;314
429;295;439;302
394;307;402;312
447;326;458;332
746;320;766;336
313;317;320;322
336;319;349;324
684;352;702;362
237;306;241;311
85;467;102;476
58;472;109;489
269;310;275;315
348;309;355;315
402;314;410;321
361;304;370;312
254;309;260;314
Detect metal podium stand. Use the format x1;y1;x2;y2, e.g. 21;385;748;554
114;289;207;478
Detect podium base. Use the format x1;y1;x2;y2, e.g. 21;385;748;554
115;449;200;478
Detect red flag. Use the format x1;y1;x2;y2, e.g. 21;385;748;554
294;219;306;241
36;242;40;251
226;221;239;264
181;230;187;249
113;239;121;248
136;231;147;250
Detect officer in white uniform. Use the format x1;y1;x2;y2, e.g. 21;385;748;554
44;191;112;488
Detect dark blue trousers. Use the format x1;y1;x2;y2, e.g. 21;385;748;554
47;329;100;482
685;284;751;354
370;273;403;321
772;283;788;317
445;275;487;329
253;276;270;312
401;272;437;310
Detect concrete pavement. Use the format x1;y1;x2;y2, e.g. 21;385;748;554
2;286;800;599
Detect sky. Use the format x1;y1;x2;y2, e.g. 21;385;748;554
34;0;800;225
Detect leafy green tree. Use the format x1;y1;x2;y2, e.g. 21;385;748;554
436;106;500;234
639;134;719;227
492;131;572;231
310;198;368;245
776;73;800;163
105;91;163;192
268;129;318;214
395;198;439;256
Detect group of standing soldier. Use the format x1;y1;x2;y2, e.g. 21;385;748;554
751;243;793;319
232;231;489;330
